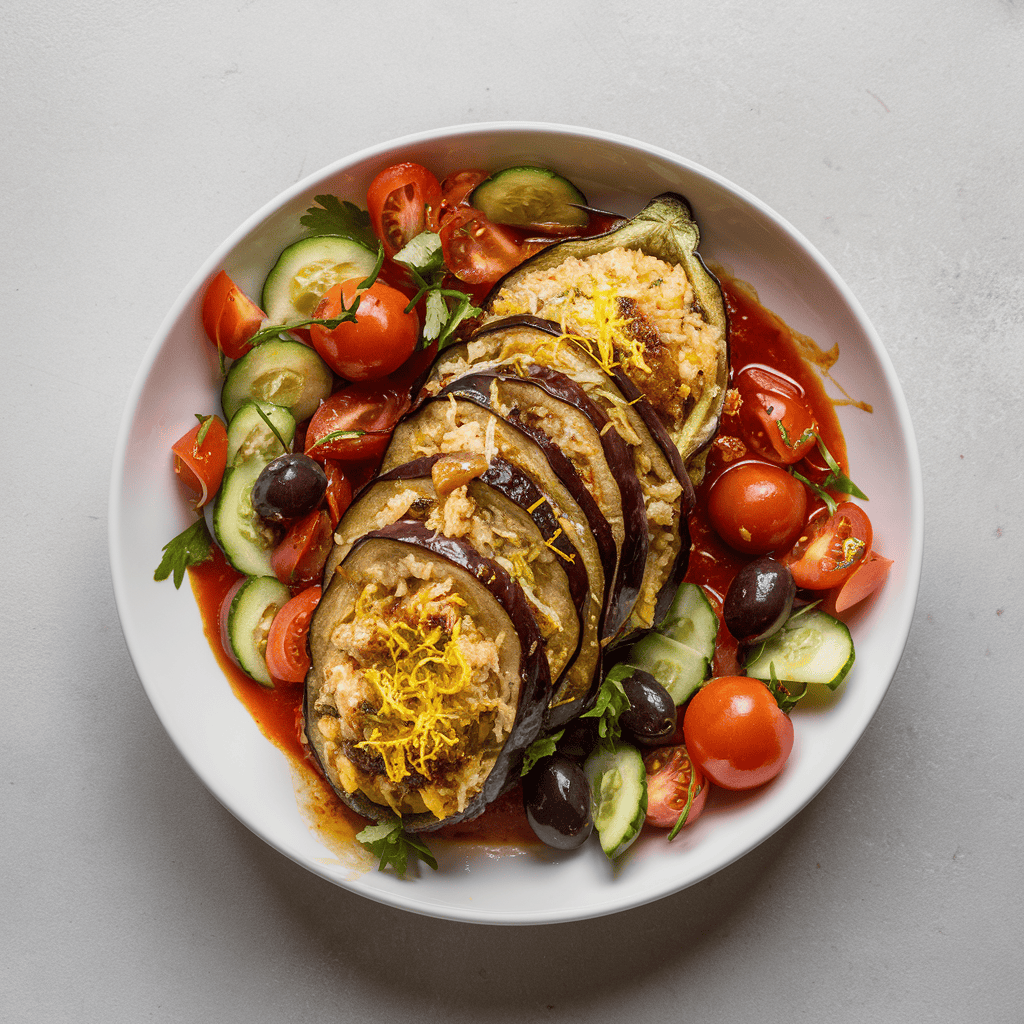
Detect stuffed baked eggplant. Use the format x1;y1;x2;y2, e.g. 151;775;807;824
305;521;550;831
484;193;729;483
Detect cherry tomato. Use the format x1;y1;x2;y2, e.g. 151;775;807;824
643;745;708;830
439;169;488;219
367;162;442;259
271;509;333;588
309;279;419;381
735;366;819;464
322;459;354;527
707;461;808;555
824;550;893;615
201;271;265;360
783;501;873;590
304;382;410;465
171;415;227;507
265;586;321;683
439;206;526;285
683;677;794;791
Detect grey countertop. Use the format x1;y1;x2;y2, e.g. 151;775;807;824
4;1;1022;1020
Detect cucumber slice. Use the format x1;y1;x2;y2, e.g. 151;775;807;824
221;338;333;423
226;576;291;687
261;235;378;323
226;400;296;467
628;632;709;705
213;460;280;576
745;608;855;689
583;742;647;859
470;167;588;228
660;582;719;661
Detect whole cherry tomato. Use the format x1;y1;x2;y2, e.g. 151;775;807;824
683;676;794;791
707;461;808;555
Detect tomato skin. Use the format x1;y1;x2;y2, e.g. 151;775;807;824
171;415;228;507
309;279;419;381
683;677;794;791
439;205;526;285
707;461;808;555
367;162;442;259
735;366;819;465
643;745;708;829
304;382;410;465
271;509;333;588
439;169;487;219
783;501;873;590
265;586;321;683
322;460;354;528
201;271;265;360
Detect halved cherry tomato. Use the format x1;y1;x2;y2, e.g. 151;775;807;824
367;163;442;259
271;509;333;588
309;279;419;381
266;586;321;683
201;271;265;360
783;500;872;590
707;460;808;555
304;382;411;465
171;415;228;507
643;745;708;830
439;169;488;219
439;206;526;285
322;459;354;528
683;676;794;791
735;366;818;464
828;550;893;613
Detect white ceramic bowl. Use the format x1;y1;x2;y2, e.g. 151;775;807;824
110;122;923;925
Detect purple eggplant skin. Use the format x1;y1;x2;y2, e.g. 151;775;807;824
305;521;551;833
436;368;646;643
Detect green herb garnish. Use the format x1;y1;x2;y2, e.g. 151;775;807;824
521;729;564;776
580;664;634;750
300;195;378;250
356;819;438;876
154;518;213;589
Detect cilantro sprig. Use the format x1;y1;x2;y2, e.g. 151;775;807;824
356;819;438;876
300;195;378;250
154;518;213;588
393;232;482;348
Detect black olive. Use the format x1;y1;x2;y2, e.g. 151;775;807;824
619;669;676;747
556;716;598;761
251;453;328;522
523;752;594;850
723;556;796;643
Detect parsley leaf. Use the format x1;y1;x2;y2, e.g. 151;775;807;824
356;819;438;876
154;518;213;589
580;664;633;750
299;195;377;250
521;729;564;776
393;231;483;348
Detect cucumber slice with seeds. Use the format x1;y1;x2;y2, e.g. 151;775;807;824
213;460;280;576
226;400;296;467
221;338;333;423
660;582;719;661
745;608;855;689
261;235;378;323
470;167;588;228
628;632;709;706
583;742;647;859
227;576;291;688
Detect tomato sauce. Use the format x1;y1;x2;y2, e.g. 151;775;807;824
188;271;848;851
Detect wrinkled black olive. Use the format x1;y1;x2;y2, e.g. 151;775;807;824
724;556;796;643
251;453;328;522
619;669;676;746
523;753;593;850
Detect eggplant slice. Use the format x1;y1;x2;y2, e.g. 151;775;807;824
426;319;691;637
306;521;550;832
483;192;729;483
433;367;647;643
326;452;588;708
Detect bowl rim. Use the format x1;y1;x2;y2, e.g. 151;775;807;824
109;121;924;925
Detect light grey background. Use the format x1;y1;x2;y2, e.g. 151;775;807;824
4;1;1021;1021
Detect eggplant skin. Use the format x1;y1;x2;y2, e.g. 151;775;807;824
305;521;550;832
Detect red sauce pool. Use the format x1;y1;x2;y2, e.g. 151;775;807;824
187;274;847;848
